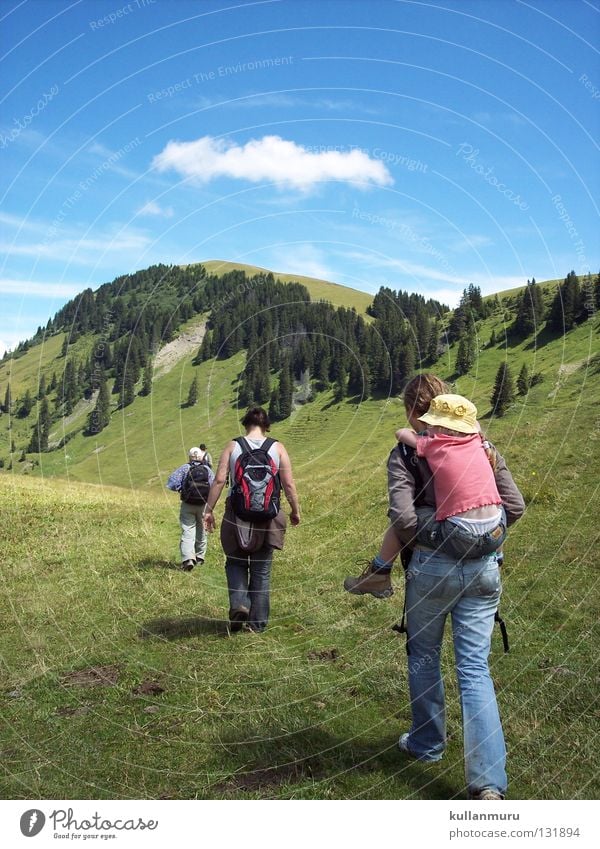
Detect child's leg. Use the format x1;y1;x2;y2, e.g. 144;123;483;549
372;525;403;573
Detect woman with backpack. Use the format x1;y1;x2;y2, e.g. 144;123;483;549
348;373;525;800
203;407;300;633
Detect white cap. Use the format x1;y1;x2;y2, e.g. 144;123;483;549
188;446;202;461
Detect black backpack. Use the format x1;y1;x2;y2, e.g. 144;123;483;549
230;437;281;522
180;461;211;505
392;442;509;653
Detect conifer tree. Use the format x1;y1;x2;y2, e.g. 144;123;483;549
3;383;10;414
120;370;136;408
268;384;281;421
187;374;199;408
455;320;476;376
37;374;46;400
517;363;530;396
29;398;51;452
18;389;34;418
139;365;153;397
488;329;497;348
334;366;348;402
88;378;111;434
278;359;293;419
490;363;515;417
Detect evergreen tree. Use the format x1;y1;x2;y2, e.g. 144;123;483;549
139;365;153;397
19;449;27;462
187;375;199;408
490;363;515;417
49;372;57;392
120;370;136;408
426;322;440;364
17;389;34;418
268;384;281;421
333;366;348;402
3;383;10;414
29;398;51;452
88;378;111;434
548;271;580;332
513;278;544;336
37;374;46;400
488;329;497;348
61;335;69;357
278;359;293;419
517;363;530;396
455;320;476;376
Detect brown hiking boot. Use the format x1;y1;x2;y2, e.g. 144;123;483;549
343;561;393;598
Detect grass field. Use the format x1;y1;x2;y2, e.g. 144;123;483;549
1;270;599;799
1;307;599;799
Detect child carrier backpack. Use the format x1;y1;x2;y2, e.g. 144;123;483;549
180;461;211;505
231;437;281;522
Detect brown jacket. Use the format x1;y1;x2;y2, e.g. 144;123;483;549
387;443;525;546
220;498;287;555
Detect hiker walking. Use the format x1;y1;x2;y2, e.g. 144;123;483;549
203;406;300;633
167;447;215;571
344;374;525;800
198;443;213;468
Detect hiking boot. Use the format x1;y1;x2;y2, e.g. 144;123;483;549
181;559;195;572
398;733;417;759
343;561;393;598
195;557;205;566
469;789;504;800
228;606;250;633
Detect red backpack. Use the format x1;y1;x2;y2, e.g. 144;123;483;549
231;437;281;521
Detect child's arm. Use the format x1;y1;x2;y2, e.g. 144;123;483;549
395;427;417;448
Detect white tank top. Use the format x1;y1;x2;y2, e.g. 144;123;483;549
228;436;280;493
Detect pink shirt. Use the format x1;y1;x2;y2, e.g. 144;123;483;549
415;432;502;521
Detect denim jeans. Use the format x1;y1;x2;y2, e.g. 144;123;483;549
225;546;274;632
179;501;207;562
404;547;507;797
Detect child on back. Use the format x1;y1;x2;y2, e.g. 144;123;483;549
344;393;506;599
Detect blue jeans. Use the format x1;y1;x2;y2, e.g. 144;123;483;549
404;547;507;797
225;546;274;632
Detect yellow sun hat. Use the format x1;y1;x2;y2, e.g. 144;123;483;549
419;394;478;434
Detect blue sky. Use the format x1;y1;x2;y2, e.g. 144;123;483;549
1;0;599;354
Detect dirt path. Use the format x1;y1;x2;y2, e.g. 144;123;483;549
153;320;206;378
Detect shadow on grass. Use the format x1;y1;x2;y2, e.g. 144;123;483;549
139;615;229;640
209;726;458;800
136;558;180;571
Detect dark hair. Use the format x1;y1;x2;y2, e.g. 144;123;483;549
199;443;206;450
241;406;271;432
403;373;451;420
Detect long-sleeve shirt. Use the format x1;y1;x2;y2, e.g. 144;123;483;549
387;441;525;546
166;463;215;492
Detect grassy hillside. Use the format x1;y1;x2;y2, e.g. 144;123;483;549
198;259;374;314
1;269;599;799
1;311;599;799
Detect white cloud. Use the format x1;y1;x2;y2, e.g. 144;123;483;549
137;200;175;218
152;134;393;192
0;278;83;298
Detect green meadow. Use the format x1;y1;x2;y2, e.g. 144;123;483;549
0;272;599;800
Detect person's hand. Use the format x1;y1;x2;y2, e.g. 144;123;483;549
290;511;300;526
204;508;216;533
